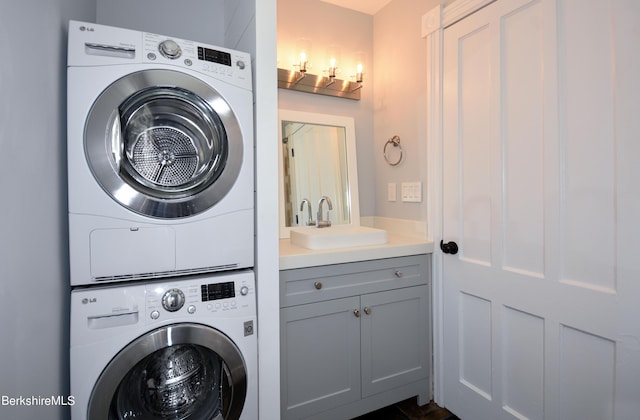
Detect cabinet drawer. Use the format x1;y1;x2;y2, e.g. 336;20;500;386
280;255;430;307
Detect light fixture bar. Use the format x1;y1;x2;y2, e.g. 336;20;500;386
277;68;361;100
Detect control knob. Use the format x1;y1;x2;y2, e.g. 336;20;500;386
159;39;182;59
162;288;185;312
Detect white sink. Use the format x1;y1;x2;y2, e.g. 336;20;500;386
290;225;388;250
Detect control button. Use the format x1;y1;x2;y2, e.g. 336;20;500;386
159;39;182;59
147;52;157;60
187;305;196;314
162;288;185;312
231;300;237;307
240;286;249;296
184;58;192;66
237;60;246;70
150;310;160;320
207;303;213;310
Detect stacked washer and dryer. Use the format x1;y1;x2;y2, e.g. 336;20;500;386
67;21;257;420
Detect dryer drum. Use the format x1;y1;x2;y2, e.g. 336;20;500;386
119;86;227;194
84;69;244;219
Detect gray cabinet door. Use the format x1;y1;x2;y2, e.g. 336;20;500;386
360;285;429;397
281;296;361;419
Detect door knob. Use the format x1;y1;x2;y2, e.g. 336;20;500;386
440;240;459;255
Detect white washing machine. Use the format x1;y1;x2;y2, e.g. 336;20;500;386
67;21;254;286
70;270;257;420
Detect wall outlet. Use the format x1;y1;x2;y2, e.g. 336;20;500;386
387;182;397;202
401;182;422;202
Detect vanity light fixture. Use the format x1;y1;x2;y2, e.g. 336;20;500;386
298;52;309;73
293;51;309;84
351;63;364;92
324;57;337;87
292;39;312;84
278;58;363;100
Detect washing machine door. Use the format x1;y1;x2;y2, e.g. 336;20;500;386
88;323;247;420
85;69;244;219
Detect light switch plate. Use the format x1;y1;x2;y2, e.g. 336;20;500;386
387;182;397;202
401;182;422;202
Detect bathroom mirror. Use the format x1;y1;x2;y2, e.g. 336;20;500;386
278;110;360;238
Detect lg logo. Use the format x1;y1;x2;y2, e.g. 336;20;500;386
81;297;97;304
79;25;94;32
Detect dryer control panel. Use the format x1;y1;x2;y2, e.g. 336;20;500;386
68;20;252;91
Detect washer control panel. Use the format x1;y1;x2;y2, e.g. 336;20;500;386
201;281;235;301
162;288;185;312
145;273;255;322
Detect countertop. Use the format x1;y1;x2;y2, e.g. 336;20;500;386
279;232;434;270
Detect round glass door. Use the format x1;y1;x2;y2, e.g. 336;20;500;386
85;69;244;219
88;324;247;420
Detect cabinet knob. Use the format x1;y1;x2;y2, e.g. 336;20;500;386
353;309;361;317
395;271;403;278
314;281;323;290
363;306;372;315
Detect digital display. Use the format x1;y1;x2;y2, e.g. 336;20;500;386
197;47;232;66
201;281;235;301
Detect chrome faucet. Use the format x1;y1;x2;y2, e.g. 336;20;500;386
316;196;333;228
299;198;315;226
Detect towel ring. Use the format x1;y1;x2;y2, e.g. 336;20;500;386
383;135;403;166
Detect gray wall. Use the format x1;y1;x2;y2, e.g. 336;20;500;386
277;0;443;224
0;0;95;419
97;0;225;44
224;0;257;57
277;0;376;218
373;0;442;223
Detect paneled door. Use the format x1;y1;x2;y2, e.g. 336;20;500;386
442;0;640;419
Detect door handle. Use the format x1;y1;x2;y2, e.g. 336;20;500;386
440;240;459;255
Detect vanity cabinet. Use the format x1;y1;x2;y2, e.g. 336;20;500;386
280;255;431;420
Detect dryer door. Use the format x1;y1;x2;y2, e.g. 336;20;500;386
85;69;243;219
88;323;247;420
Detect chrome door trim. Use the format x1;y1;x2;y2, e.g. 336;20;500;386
88;323;247;420
85;69;244;218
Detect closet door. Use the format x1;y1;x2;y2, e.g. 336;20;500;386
442;0;640;419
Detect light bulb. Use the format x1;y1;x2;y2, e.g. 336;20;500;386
356;63;363;83
299;52;308;72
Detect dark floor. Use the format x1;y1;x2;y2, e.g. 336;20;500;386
352;397;460;420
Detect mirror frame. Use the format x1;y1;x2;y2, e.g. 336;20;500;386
278;109;360;239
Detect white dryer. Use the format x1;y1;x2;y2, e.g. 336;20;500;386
70;270;257;420
67;21;254;286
